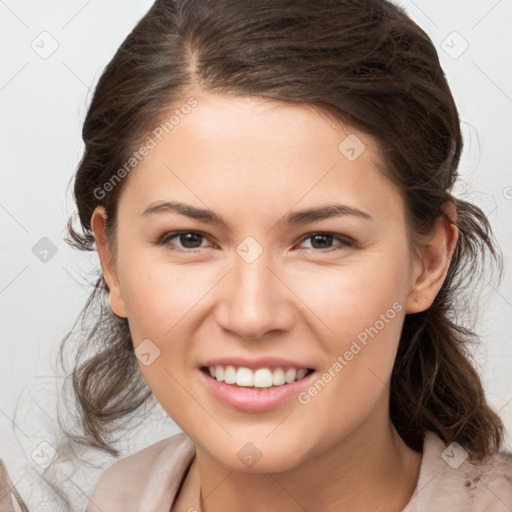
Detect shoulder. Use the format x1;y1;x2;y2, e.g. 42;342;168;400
405;431;512;512
86;432;195;512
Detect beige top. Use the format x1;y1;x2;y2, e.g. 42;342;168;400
0;459;30;512
86;431;512;512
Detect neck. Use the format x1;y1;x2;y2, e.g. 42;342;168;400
189;404;422;512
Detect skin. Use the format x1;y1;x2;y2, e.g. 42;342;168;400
91;89;458;512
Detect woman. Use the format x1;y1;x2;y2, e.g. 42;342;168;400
61;0;511;510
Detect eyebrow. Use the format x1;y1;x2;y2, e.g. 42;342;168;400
142;201;229;227
282;204;373;224
141;200;373;227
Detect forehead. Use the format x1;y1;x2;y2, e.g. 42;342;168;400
117;91;403;225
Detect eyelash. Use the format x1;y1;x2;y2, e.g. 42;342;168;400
157;230;354;253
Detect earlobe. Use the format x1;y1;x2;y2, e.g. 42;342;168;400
405;203;459;314
90;206;128;318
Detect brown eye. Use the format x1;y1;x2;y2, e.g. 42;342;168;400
298;233;353;251
158;231;209;250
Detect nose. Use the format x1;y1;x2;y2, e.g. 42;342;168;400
215;250;296;340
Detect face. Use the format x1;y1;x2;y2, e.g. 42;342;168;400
92;90;441;473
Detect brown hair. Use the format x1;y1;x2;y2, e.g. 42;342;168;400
62;0;504;462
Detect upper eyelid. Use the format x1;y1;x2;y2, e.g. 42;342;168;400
298;232;352;243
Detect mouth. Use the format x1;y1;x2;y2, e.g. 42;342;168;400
200;365;315;389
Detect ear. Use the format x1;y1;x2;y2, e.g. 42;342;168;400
405;202;459;314
90;206;128;318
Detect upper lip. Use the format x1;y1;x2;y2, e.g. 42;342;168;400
199;356;315;371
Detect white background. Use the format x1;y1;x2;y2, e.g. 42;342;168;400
1;1;512;510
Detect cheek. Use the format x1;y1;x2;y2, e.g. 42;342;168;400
117;252;217;342
116;254;211;417
296;254;409;343
292;261;408;442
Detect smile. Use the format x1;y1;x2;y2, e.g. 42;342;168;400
201;365;315;388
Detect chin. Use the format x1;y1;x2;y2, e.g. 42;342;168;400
203;436;312;474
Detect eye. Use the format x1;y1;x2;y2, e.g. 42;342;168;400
157;230;354;253
297;232;354;251
157;230;211;251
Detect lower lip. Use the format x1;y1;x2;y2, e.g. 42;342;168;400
198;368;316;413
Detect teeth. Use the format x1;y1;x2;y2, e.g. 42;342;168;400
208;365;311;388
296;368;307;380
285;368;296;383
272;368;285;385
253;368;273;387
236;367;254;386
224;365;237;384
